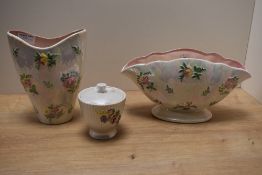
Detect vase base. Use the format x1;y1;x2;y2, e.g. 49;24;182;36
89;129;117;140
37;114;73;125
152;105;212;123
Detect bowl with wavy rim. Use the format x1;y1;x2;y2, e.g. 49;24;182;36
121;48;251;123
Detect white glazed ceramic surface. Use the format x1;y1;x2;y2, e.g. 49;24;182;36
122;49;251;123
78;83;126;139
7;29;86;124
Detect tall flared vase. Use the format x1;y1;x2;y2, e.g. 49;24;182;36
7;29;86;124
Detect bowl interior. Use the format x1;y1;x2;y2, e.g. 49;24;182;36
123;48;245;71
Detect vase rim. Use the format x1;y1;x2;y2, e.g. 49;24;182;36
7;29;86;50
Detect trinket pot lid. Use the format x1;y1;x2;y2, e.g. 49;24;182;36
78;83;126;106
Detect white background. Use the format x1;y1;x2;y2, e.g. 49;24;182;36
0;0;255;93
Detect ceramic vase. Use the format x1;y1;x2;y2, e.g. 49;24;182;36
7;29;86;124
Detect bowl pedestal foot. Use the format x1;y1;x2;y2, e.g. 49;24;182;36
89;128;117;140
152;105;212;123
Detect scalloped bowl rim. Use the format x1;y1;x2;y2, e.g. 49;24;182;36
122;48;247;72
122;57;250;77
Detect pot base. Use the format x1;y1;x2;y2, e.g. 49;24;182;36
89;129;117;140
152;105;212;123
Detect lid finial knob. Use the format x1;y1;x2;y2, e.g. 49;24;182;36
96;83;107;93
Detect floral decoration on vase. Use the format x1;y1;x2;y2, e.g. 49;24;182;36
44;104;65;122
72;45;81;55
60;71;81;93
34;52;58;70
20;73;38;95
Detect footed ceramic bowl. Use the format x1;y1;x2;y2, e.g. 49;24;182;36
121;48;251;123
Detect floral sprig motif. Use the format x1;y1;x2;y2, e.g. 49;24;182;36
67;104;73;114
219;76;239;95
202;86;210;96
20;73;38;95
98;108;121;124
179;62;206;82
173;102;197;110
192;66;206;80
34;52;58;70
72;45;81;55
44;104;64;122
178;63;192;81
13;48;19;57
137;71;156;91
43;81;53;89
166;85;174;94
60;71;80;93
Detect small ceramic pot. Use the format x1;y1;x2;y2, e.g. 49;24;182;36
78;83;126;139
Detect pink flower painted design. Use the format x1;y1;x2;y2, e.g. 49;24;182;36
137;71;156;91
219;76;239;95
63;77;77;88
22;79;32;89
44;104;64;122
141;76;149;85
60;71;80;93
224;77;238;89
19;73;38;95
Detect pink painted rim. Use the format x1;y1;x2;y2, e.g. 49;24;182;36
122;48;246;71
7;29;86;50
